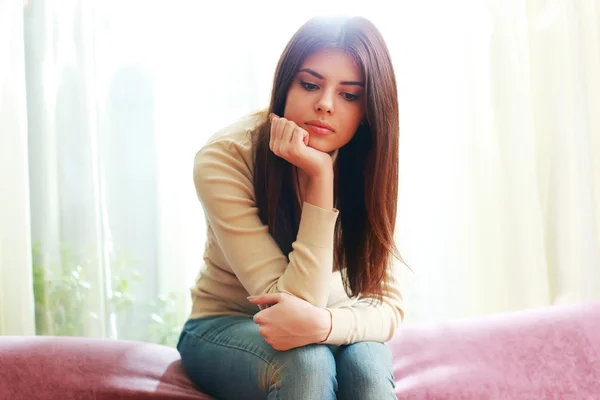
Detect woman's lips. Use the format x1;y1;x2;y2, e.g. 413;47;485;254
305;121;334;135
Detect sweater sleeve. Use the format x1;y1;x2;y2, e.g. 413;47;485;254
322;259;414;345
193;140;339;308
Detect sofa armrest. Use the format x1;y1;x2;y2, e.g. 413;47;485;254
389;301;600;399
0;336;211;400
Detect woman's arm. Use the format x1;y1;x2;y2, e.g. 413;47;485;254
322;260;414;345
248;292;332;351
248;259;413;349
194;139;337;308
304;170;334;210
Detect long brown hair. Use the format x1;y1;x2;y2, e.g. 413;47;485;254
252;15;405;302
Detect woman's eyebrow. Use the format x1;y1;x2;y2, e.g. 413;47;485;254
298;68;324;79
298;68;365;87
340;80;364;87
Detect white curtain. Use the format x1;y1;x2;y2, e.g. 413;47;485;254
395;0;600;323
0;0;35;336
1;0;599;341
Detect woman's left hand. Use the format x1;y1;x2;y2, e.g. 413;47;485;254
248;293;332;351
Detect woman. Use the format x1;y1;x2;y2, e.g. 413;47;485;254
177;14;412;400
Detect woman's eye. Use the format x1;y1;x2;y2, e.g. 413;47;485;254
300;81;319;91
341;92;359;101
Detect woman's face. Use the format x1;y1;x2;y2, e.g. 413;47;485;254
283;49;365;154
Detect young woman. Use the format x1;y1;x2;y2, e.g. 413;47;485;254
177;14;412;400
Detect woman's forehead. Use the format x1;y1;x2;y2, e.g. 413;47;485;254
298;49;364;82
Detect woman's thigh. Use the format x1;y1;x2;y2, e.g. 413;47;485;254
177;315;337;400
333;341;397;400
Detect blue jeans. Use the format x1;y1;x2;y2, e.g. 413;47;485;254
177;315;397;400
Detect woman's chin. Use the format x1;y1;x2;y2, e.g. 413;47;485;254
307;140;338;154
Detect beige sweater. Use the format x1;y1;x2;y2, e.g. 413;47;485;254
189;114;412;345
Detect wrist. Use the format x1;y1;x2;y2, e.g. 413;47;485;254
305;172;334;210
306;166;333;181
314;308;333;343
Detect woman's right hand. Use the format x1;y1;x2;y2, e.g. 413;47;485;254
269;114;334;179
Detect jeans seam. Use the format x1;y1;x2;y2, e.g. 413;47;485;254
183;327;278;372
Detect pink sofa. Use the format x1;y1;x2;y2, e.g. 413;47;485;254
1;300;599;399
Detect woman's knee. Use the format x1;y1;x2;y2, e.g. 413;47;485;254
270;344;337;398
277;344;336;377
335;342;396;399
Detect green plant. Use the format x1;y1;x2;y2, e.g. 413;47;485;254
32;241;95;336
109;251;143;313
31;241;186;346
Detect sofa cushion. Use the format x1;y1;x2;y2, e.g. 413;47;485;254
389;300;600;399
0;335;211;400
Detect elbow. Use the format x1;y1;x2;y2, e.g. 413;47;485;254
386;322;400;342
383;303;405;342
